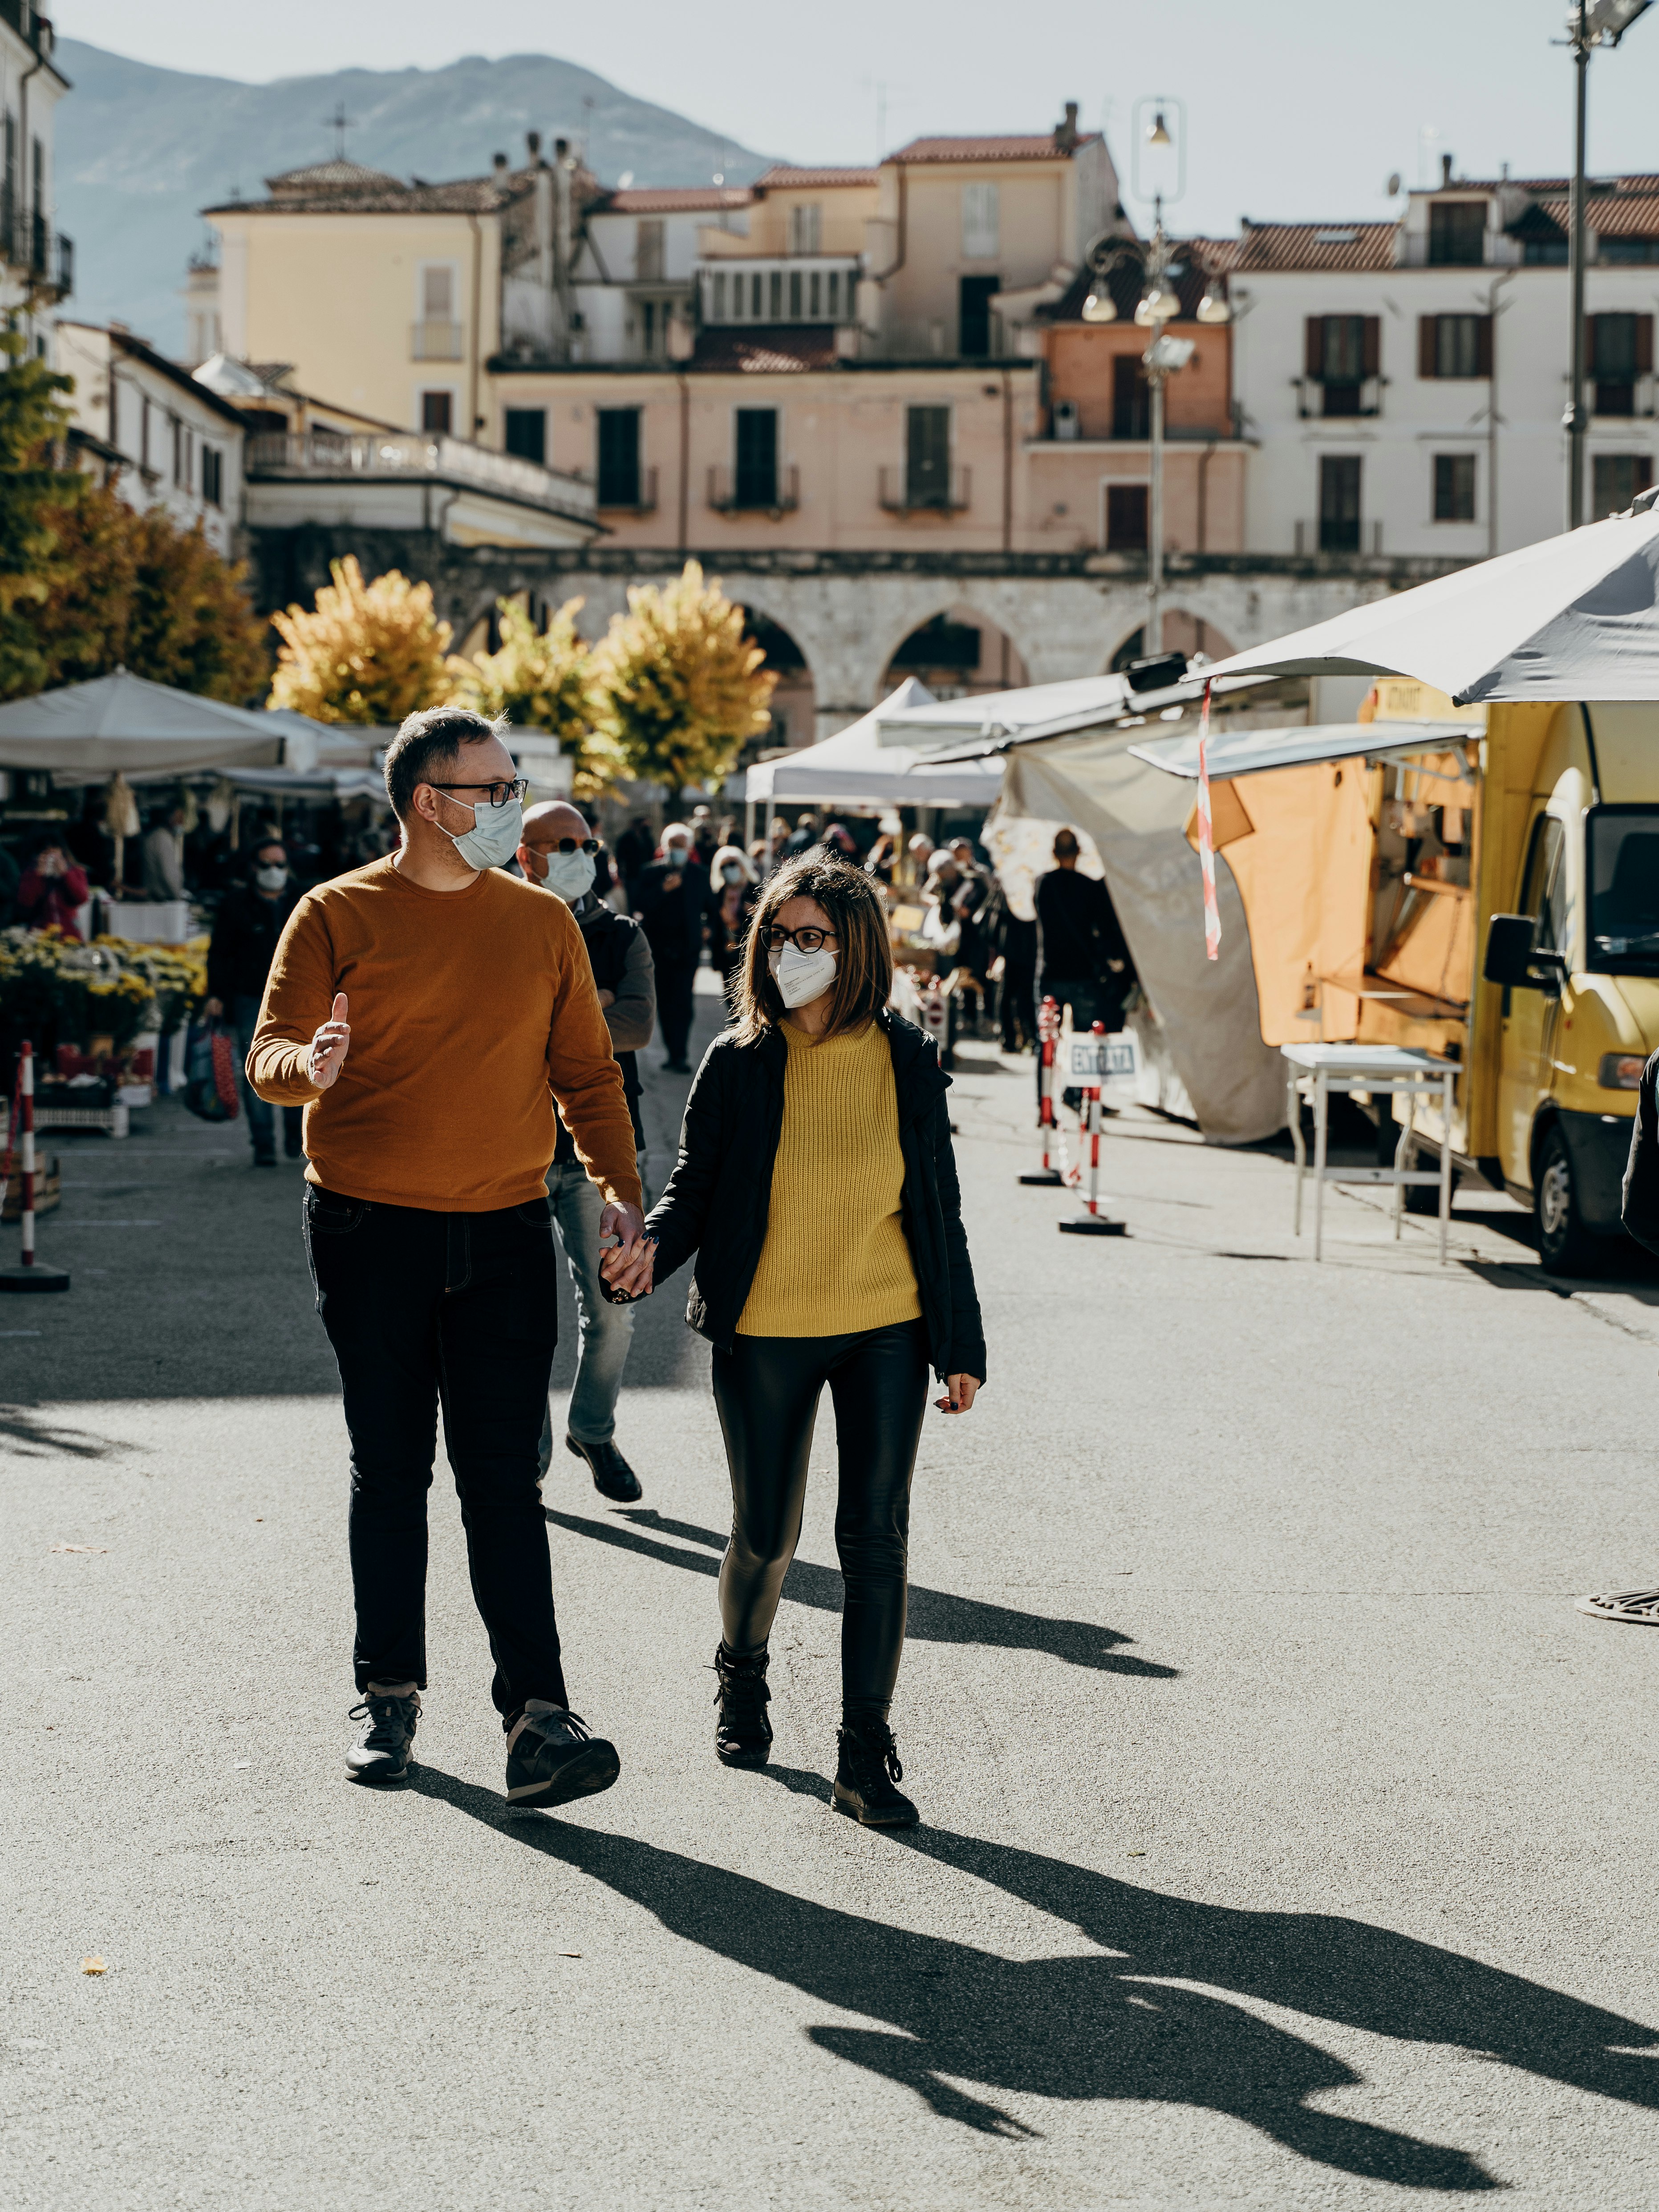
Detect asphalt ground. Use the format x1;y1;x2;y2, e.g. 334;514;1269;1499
7;971;1659;2209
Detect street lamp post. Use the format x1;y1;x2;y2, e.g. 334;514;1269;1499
1563;0;1652;528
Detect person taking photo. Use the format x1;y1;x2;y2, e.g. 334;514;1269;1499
603;849;986;1829
249;707;646;1809
518;798;656;1505
205;835;303;1168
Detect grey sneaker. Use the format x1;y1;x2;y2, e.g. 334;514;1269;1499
505;1700;621;1808
345;1689;420;1785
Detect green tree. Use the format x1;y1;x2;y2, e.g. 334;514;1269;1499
454;595;626;797
0;329;86;699
270;555;459;725
589;561;775;794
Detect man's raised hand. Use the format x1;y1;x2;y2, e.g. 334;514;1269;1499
308;992;351;1090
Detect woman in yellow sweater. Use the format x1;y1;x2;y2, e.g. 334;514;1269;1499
605;851;986;1826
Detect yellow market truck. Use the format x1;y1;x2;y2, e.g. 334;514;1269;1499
1141;680;1659;1272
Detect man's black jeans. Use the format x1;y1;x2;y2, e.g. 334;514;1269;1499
304;1185;567;1720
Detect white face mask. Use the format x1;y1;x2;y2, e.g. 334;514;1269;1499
722;864;746;885
543;850;597;903
255;864;287;892
769;941;838;1010
442;791;523;871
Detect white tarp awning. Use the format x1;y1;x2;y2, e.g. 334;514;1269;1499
0;670;284;775
1129;718;1477;781
1203;493;1659;702
745;681;1005;807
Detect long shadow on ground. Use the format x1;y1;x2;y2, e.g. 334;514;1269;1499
546;1504;1176;1676
409;1760;1659;2189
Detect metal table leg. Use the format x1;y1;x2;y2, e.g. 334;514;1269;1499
1438;1069;1453;1263
1313;1069;1328;1262
1289;1067;1306;1236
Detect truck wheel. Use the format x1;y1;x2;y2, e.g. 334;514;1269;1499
1536;1124;1602;1276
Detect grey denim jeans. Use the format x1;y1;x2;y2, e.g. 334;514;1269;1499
538;1157;637;1472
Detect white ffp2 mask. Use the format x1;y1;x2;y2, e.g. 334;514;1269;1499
769;942;837;1010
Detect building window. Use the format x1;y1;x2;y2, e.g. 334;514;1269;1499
636;219;665;282
421;264;454;321
1428;199;1486;267
1523;235;1569;266
1111;355;1150;440
1603;238;1659;264
809;270;821;317
1433;453;1476;521
1593;453;1655;515
959;274;1000;357
201;444;223;508
504;407;547;464
734;408;779;507
1590;312;1652;415
637;299;661;358
750;271;763;318
828;269;842;319
905;405;951;507
1318;455;1363;552
961;181;999;260
596;407;641;506
140;393;150;473
1106;483;1148;549
789;268;803;318
788;203;821;255
1418;313;1491;379
1306;315;1379;417
420;390;454;434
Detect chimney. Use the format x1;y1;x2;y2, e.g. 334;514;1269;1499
1054;100;1080;154
553;136;569;160
493;152;509;174
526;130;542;162
1441;152;1454;187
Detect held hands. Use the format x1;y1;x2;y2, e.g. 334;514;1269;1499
935;1375;981;1416
308;992;351;1090
599;1201;656;1298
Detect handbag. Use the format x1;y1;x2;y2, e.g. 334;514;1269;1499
183;1019;241;1124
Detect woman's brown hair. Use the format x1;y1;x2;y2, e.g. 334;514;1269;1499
731;848;894;1045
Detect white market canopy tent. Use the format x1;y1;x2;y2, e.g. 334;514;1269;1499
1204;488;1659;700
0;669;284;779
743;681;1006;808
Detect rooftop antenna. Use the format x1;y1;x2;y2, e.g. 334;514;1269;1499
324;99;354;161
582;92;595;163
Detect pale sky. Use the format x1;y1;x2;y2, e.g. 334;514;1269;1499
54;0;1659;233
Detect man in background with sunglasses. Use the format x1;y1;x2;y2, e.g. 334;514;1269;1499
518;798;655;1505
248;707;646;1809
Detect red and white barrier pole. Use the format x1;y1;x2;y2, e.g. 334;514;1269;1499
1;1042;69;1294
1059;1022;1125;1237
1019;994;1066;1185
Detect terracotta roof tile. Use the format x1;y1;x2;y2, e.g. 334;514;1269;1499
890;133;1100;164
752;165;879;191
599;186;754;214
1233;221;1398;272
690;325;838;373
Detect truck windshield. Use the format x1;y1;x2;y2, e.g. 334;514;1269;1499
1587;806;1659;972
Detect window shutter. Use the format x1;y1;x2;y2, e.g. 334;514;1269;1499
1304;317;1325;378
1639;314;1655;373
1475;315;1494;377
1419;316;1437;378
1362;316;1381;376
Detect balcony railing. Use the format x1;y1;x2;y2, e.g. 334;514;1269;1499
411;320;464;361
699;257;862;327
707;463;799;515
878;464;972;515
1294;376;1383;422
247;431;596;516
1295;518;1384;556
596;464;658;514
0;204;72;297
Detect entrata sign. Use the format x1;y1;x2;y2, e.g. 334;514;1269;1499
1067;1032;1138;1082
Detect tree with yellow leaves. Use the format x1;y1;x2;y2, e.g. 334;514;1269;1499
270;556;459;726
452;596;625;797
589;561;775;795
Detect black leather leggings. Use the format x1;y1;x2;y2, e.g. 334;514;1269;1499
710;1319;930;1716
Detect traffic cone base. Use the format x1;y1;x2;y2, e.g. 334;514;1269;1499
0;1264;70;1291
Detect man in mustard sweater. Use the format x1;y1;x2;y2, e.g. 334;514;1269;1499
249;706;646;1807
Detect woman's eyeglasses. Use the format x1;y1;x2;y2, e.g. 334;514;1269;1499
427;777;530;808
763;924;837;954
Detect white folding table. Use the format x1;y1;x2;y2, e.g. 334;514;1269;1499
1282;1044;1458;1263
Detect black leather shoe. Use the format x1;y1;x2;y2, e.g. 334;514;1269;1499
253;1151;277;1168
713;1642;773;1767
505;1703;620;1807
832;1716;918;1827
345;1689;420;1785
565;1434;643;1503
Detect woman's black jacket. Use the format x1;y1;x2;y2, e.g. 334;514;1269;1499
644;1010;986;1382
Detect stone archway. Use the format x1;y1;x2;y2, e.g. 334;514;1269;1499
880;603;1030;699
738;609;815;755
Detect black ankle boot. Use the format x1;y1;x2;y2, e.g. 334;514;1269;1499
833;1715;918;1828
713;1642;773;1767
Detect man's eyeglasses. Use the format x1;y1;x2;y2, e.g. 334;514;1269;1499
428;777;529;808
546;836;601;855
763;924;838;954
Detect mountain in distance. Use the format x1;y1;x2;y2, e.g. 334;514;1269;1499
53;40;775;357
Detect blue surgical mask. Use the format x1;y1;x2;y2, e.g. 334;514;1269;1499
443;791;523;872
544;850;597;903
